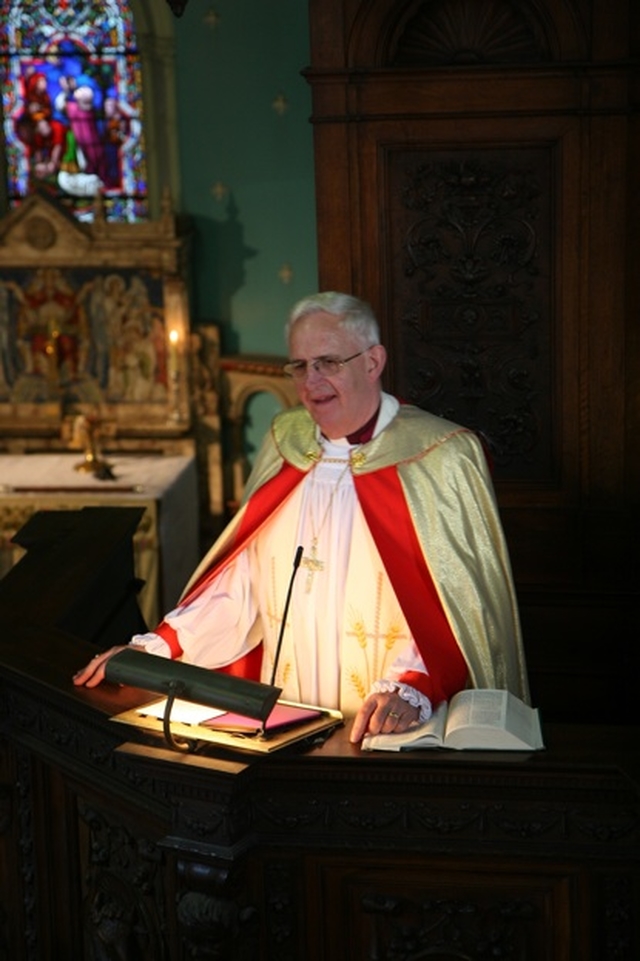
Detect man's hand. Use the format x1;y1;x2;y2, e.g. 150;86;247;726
350;690;419;743
72;645;128;688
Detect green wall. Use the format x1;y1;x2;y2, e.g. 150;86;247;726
173;0;318;359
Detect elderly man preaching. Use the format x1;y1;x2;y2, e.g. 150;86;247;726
74;291;530;743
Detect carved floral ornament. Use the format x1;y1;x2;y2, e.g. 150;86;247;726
24;216;57;251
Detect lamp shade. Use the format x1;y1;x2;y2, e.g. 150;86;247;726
105;648;281;722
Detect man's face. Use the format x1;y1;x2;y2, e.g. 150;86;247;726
288;310;386;439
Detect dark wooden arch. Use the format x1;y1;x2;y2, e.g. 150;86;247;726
342;0;590;66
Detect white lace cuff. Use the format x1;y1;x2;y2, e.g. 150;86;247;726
129;633;172;658
371;679;433;723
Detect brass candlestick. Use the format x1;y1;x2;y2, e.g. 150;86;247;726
71;414;114;477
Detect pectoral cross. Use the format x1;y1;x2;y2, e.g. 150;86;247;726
301;539;324;593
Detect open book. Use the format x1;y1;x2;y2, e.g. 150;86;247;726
362;688;544;752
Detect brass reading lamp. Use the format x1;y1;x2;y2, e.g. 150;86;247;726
105;648;281;752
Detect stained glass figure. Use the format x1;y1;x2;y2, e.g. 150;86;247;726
0;0;148;222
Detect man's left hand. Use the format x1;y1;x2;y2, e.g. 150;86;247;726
350;691;419;743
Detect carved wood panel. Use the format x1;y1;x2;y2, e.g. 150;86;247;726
385;144;554;482
309;855;580;960
339;109;586;506
77;799;170;960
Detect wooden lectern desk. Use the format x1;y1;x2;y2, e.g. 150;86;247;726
0;508;638;960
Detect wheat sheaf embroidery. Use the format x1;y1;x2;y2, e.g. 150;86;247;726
384;622;403;654
346;572;411;699
281;661;293;686
348;669;367;701
351;617;367;650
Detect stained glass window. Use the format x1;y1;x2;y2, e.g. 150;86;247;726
0;0;148;222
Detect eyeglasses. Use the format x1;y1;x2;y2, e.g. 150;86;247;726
283;350;367;381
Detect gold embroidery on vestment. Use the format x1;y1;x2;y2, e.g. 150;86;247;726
346;571;411;699
347;669;367;701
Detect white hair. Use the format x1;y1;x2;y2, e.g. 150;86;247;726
285;292;380;348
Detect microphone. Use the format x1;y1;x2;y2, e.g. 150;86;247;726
269;545;303;688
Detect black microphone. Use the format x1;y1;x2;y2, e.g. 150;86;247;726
269;545;303;688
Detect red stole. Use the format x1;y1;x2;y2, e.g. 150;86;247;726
353;468;468;704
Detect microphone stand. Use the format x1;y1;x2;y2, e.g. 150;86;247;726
259;545;303;738
269;545;303;688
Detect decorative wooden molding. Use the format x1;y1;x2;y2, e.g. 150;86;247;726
219;355;299;510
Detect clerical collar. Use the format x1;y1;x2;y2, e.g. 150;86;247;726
320;407;380;444
317;397;393;447
346;406;381;445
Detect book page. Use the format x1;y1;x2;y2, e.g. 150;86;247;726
445;689;544;750
445;689;508;733
135;698;225;725
503;692;544;748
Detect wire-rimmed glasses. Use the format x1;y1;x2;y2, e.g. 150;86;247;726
283;350;366;380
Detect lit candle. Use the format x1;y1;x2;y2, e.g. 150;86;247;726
168;328;179;376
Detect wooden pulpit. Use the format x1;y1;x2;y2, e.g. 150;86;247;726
0;507;638;960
